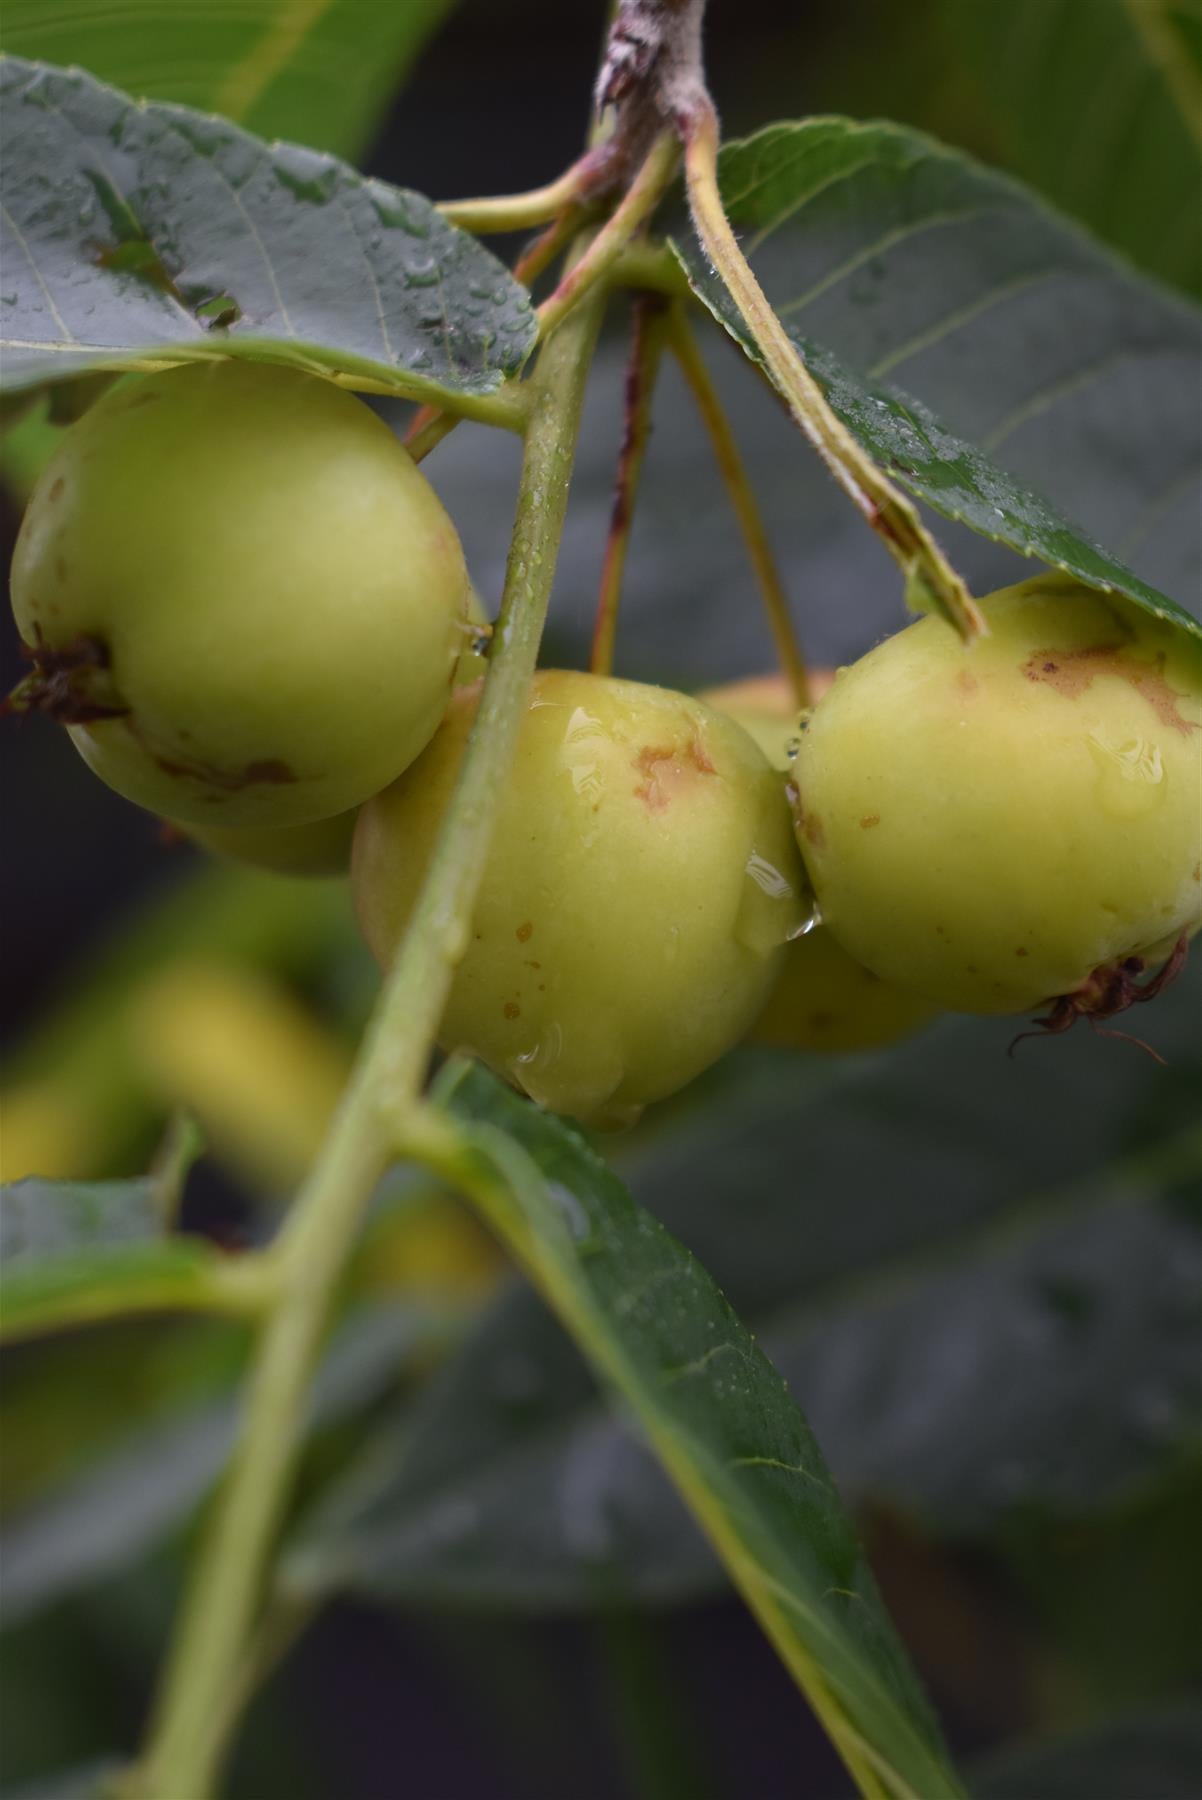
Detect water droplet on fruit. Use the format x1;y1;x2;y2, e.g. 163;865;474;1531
735;853;808;953
560;705;606;801
1088;731;1166;818
786;898;823;941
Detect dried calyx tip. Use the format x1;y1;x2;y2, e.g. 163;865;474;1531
1007;933;1190;1061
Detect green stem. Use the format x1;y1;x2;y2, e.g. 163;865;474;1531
438;157;602;234
683;100;984;641
125;285;608;1800
608;240;694;299
666;307;812;708
537;135;680;341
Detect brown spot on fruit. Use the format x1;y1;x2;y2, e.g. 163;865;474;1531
800;809;825;849
48;477;64;503
503;1001;521;1020
148;742;299;792
860;814;881;829
956;669;979;696
1016;947;1029;957
243;759;297;785
808;1010;836;1031
632;732;718;810
1023;643;1199;736
689;730;718;776
516;921;533;943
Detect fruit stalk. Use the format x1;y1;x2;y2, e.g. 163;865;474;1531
666;307;812;707
125;282;608;1800
590;294;670;675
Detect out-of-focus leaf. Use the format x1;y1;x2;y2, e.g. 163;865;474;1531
1;1761;122;1800
971;1702;1202;1800
285;966;1202;1610
1005;1469;1202;1709
0;59;534;401
675;120;1202;623
2;1175;166;1266
942;0;1202;301
0;1129;239;1341
0;0;455;162
295;1060;965;1800
0;1299;450;1625
1;863;356;1183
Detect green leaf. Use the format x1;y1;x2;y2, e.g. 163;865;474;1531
0;1142;256;1342
0;0;456;162
298;1060;965;1800
942;0;1202;302
2;1175;167;1266
971;1702;1202;1799
287;965;1202;1609
0;58;535;405
674;119;1202;637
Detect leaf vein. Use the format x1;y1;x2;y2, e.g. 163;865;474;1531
868;268;1061;379
0;201;75;343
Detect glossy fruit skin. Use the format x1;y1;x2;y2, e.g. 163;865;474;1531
702;677;934;1052
171;590;492;876
182;810;357;877
12;361;470;827
792;575;1202;1015
353;670;808;1124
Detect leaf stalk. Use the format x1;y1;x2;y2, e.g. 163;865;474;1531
683;99;984;640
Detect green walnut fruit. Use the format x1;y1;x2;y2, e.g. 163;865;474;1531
792;575;1202;1016
11;361;471;827
750;926;936;1052
181;810;357;878
170;587;492;876
353;670;809;1124
702;677;934;1052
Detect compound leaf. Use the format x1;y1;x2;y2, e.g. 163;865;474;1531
676;120;1202;636
0;58;534;407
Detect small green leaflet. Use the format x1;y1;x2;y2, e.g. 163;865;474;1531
0;1140;245;1344
676;119;1202;641
0;58;535;405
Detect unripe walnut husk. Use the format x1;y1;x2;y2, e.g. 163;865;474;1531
354;670;809;1124
11;361;471;828
791;575;1202;1017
